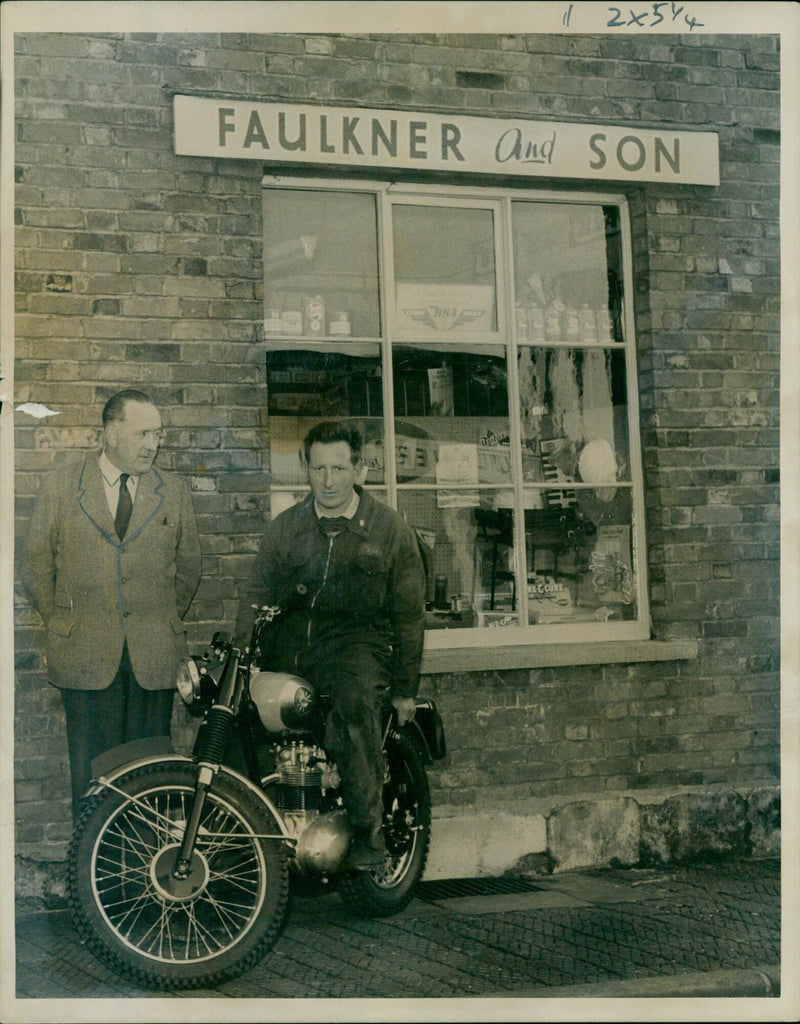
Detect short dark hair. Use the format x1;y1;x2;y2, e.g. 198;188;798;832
303;421;363;465
102;389;154;427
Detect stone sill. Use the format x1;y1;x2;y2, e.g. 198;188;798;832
420;639;698;676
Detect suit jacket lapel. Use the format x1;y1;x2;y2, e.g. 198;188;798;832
77;455;118;544
77;456;165;548
123;468;165;545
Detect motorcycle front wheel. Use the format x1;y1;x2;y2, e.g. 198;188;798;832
338;729;431;918
68;762;289;990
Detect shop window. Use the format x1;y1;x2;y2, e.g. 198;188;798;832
263;179;649;647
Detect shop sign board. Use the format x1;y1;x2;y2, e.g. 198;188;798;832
174;95;719;186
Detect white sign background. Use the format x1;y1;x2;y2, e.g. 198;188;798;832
174;95;720;186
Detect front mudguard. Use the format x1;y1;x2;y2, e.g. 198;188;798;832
84;738;290;838
89;735;174;779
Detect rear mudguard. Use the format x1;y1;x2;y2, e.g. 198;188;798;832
392;699;447;763
85;738;290;838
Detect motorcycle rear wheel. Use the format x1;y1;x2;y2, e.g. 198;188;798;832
338;729;431;918
68;762;289;990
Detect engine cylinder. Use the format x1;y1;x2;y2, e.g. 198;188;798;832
276;769;323;812
274;742;324;812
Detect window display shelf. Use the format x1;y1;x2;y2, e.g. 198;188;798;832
392;338;505;355
421;639;697;671
263;337;382;353
512;336;624;347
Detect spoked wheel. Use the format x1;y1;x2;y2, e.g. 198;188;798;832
338;729;431;918
68;762;289;990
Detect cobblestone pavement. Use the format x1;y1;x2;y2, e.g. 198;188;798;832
11;856;781;1007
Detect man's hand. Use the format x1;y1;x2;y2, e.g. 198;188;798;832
391;695;416;726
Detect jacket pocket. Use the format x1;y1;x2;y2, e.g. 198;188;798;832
351;551;390;609
281;551;315;600
48;609;74;637
353;548;390;575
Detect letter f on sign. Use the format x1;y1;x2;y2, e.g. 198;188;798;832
219;107;236;147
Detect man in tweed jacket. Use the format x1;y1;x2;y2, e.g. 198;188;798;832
22;389;201;817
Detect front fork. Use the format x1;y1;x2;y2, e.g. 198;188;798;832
173;653;241;879
172;762;217;877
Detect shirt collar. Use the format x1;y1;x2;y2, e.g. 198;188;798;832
99;450;138;488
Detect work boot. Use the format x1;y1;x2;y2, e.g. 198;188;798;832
342;826;386;871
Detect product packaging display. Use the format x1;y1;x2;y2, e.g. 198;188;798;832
303;295;326;337
328;311;351;336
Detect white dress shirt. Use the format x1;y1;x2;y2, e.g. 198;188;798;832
99;450;139;518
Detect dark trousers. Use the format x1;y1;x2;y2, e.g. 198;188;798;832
61;642;174;818
299;643;389;836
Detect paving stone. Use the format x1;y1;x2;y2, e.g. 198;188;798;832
12;857;781;1001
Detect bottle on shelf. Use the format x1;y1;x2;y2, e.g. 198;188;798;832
564;307;581;343
544;300;564;342
596;304;614;343
580;304;598;343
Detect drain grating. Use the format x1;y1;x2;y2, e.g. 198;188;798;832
415;876;543;902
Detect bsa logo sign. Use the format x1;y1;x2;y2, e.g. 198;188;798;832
395;283;495;335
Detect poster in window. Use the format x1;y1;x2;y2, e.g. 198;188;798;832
590;525;634;605
436;442;480;508
540;437;577;509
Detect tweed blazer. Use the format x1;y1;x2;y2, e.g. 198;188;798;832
22;454;201;691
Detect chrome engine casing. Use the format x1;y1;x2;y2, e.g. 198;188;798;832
294;808;352;874
269;739;351;874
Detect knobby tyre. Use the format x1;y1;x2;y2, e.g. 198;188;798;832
67;762;289;990
338;729;431;918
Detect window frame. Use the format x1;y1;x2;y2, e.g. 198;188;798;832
262;175;650;648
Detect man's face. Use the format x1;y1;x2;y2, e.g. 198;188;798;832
306;440;359;515
104;401;163;476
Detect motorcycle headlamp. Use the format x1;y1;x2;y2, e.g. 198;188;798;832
176;657;202;706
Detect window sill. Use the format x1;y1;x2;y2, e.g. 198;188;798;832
420;639;698;675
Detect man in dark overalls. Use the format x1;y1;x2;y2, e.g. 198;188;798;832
235;421;426;869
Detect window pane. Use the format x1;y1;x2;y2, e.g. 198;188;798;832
393;345;510;486
263;189;381;338
511;202;624;344
517;346;630;497
392;204;498;335
524;488;637;624
269;488;310;516
266;348;384;485
397;492;521;631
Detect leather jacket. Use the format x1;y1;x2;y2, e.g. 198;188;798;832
235;487;426;697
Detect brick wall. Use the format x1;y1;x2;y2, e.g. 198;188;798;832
13;33;780;865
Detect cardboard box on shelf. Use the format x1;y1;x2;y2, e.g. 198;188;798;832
476;610;519;628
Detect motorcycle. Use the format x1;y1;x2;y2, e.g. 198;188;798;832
67;604;446;991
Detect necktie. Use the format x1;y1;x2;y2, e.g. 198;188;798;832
115;473;133;540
